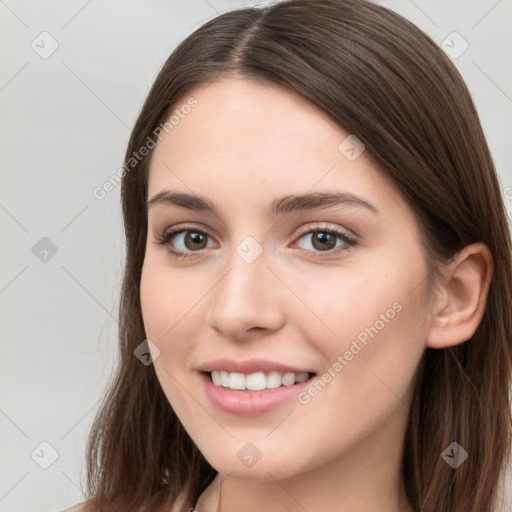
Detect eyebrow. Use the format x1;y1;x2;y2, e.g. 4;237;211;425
146;189;379;216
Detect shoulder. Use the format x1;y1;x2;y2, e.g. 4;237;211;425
59;502;87;512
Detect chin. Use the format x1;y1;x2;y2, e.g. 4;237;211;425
201;447;311;482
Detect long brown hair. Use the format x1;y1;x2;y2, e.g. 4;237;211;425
83;1;512;510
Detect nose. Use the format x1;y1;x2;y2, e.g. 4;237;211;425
206;244;286;341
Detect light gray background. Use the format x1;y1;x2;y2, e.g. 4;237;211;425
1;1;511;511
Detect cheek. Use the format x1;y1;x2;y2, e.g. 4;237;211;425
292;254;426;415
291;260;418;349
140;261;208;371
140;263;202;414
140;265;170;340
141;257;191;336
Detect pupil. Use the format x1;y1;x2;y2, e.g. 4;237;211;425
313;232;335;250
187;232;205;249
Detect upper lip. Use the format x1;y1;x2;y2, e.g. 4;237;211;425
198;358;315;375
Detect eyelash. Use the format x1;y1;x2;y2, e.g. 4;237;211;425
153;223;357;260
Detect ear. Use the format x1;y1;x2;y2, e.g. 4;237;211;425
426;243;493;349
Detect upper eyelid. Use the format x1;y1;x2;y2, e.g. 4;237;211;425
159;222;356;244
294;223;353;237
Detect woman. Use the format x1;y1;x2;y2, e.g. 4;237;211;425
62;0;512;510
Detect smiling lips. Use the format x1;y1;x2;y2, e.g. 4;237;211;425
197;357;315;375
200;371;316;416
197;357;317;413
209;369;312;391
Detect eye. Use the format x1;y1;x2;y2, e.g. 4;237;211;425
153;224;216;259
153;222;357;259
292;224;357;258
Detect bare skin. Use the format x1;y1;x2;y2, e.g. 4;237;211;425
140;77;492;512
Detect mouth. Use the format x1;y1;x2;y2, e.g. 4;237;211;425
199;370;317;416
201;370;317;392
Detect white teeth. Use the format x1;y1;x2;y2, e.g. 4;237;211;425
281;373;295;386
295;372;309;383
209;370;311;391
220;371;230;387
211;371;222;386
229;372;246;390
266;371;282;389
246;372;267;390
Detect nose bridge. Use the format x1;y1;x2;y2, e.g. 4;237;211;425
207;234;284;337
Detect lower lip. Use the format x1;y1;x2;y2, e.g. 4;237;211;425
199;371;316;416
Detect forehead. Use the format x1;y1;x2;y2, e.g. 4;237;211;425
154;77;347;156
147;77;406;219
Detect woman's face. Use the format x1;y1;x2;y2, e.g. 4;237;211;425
140;77;431;482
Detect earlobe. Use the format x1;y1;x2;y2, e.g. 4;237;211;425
426;243;493;349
